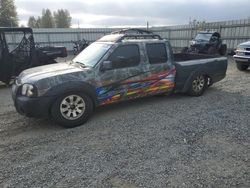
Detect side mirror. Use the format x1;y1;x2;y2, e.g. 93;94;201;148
101;61;112;71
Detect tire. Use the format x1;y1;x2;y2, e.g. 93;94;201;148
219;44;227;56
73;49;78;55
188;75;208;96
51;92;94;128
236;63;249;71
47;59;57;64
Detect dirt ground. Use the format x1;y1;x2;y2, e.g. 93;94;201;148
0;57;249;188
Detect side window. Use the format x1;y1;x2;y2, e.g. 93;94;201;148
146;43;168;64
108;44;140;69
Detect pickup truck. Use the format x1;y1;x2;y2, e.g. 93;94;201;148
12;29;228;128
233;41;250;71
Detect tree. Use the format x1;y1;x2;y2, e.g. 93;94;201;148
54;9;71;28
36;16;42;28
28;16;37;28
189;19;206;29
41;9;55;28
0;0;18;27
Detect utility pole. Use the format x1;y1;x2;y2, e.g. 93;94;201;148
10;17;13;27
146;21;149;30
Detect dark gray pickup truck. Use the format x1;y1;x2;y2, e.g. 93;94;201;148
12;31;228;128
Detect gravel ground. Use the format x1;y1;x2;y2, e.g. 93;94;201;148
0;57;249;188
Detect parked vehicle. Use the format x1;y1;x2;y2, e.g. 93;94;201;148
72;39;89;55
12;29;228;128
233;41;250;71
182;31;227;56
0;27;67;84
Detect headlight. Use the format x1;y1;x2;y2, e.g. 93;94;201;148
21;84;36;97
236;46;244;51
189;41;196;45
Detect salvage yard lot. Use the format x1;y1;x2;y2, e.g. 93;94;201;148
0;57;249;187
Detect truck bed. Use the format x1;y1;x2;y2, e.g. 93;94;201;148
174;53;219;62
173;53;228;93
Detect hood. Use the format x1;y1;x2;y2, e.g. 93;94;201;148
17;62;95;96
18;62;91;84
238;41;250;47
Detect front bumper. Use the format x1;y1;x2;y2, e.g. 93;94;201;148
12;84;54;118
233;55;250;64
14;95;54;118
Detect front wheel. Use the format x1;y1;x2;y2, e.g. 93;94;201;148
236;63;249;71
51;92;94;128
188;75;208;96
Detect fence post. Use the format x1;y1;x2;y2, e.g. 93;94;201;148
47;33;51;46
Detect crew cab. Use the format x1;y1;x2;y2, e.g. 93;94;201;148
12;29;228;128
233;41;250;71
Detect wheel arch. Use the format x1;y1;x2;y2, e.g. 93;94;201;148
182;68;210;93
44;81;98;110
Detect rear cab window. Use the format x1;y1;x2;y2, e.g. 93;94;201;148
107;44;140;69
146;43;168;64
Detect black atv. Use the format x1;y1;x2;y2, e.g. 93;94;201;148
182;31;227;56
72;39;89;55
0;27;67;84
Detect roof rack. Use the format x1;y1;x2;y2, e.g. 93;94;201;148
111;28;162;42
0;27;33;33
98;28;163;42
111;28;153;35
117;34;162;42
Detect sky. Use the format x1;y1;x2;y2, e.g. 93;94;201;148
15;0;250;28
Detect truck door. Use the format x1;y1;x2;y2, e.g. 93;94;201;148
96;43;148;105
0;32;13;84
0;35;3;61
143;42;176;95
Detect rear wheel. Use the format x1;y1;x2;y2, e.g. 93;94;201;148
51;92;94;128
188;75;208;96
236;63;249;71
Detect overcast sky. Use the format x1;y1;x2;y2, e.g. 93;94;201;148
15;0;250;28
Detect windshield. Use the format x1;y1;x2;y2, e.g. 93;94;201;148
195;33;212;41
73;42;111;67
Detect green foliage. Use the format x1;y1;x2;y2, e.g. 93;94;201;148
36;16;42;28
28;8;72;28
189;19;207;29
28;16;42;28
54;9;71;28
0;0;18;27
28;16;37;28
41;9;55;28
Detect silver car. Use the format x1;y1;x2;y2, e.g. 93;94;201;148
233;41;250;71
